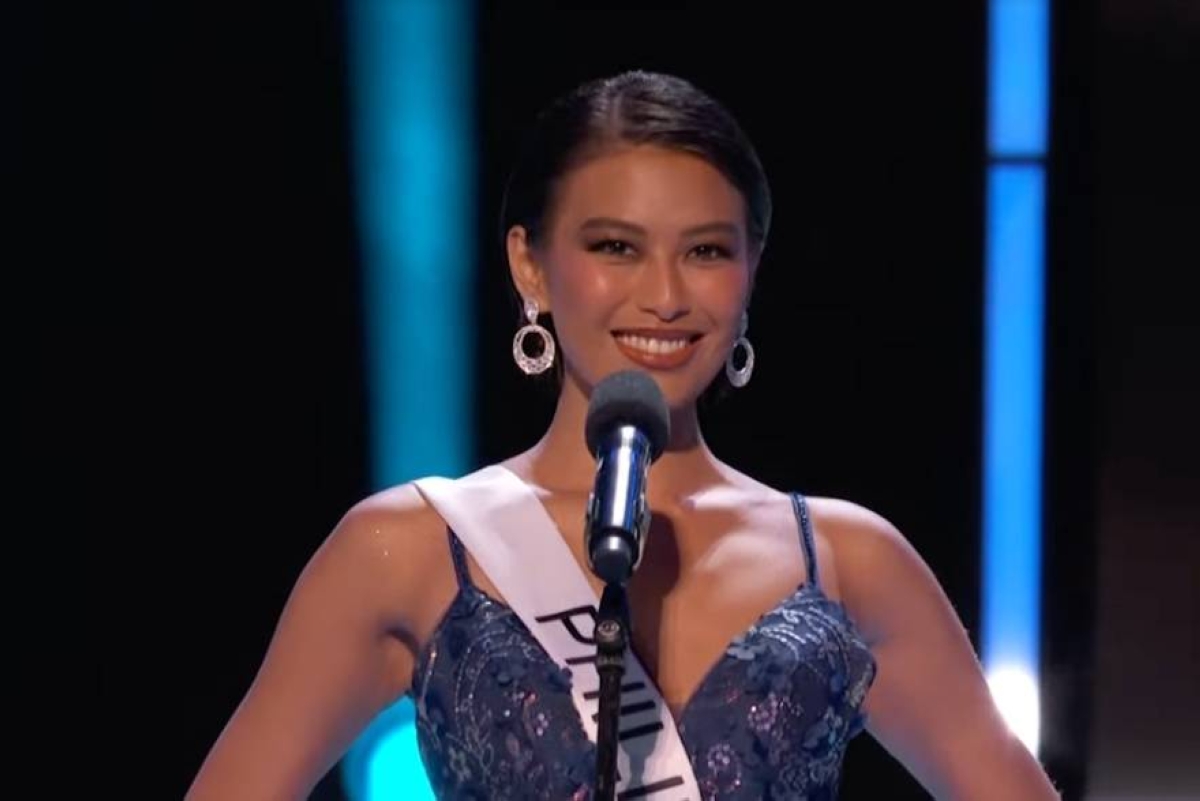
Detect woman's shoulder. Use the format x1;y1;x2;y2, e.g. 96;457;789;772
337;480;443;534
723;468;905;553
800;495;950;646
326;481;448;558
302;480;456;626
718;466;909;551
802;495;908;554
731;471;927;636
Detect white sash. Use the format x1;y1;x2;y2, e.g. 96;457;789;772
413;465;700;799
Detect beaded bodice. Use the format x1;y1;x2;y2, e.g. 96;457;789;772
408;494;877;800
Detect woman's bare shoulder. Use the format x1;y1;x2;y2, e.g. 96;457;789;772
333;481;446;547
803;495;953;644
803;495;908;552
316;481;454;621
717;470;913;602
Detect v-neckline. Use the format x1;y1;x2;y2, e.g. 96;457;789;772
663;580;822;726
447;576;824;735
488;464;825;731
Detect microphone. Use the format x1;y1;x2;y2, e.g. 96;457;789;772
584;370;670;585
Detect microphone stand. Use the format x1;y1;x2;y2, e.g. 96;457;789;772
594;581;630;801
585;419;659;799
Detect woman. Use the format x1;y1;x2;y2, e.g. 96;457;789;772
187;71;1060;799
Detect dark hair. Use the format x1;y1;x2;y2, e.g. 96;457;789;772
500;70;772;253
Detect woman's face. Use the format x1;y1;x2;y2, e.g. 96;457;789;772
510;144;756;409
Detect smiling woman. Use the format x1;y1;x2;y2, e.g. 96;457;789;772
506;143;754;400
185;71;1061;801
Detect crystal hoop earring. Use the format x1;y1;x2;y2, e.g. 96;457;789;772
512;298;555;375
725;311;755;388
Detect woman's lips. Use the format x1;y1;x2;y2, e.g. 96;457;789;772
612;330;703;370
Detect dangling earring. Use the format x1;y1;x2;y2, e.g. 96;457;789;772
725;311;755;388
512;297;556;375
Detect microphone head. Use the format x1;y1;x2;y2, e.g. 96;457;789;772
585;370;670;461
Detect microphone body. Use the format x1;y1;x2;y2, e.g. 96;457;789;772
586;424;654;584
583;370;670;586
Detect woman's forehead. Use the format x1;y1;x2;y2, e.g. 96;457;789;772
550;145;746;230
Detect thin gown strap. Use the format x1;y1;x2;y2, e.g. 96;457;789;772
789;493;821;589
445;528;475;590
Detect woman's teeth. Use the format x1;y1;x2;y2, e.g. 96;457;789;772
614;334;690;354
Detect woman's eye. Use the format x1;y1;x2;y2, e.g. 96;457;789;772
588;239;635;256
691;243;733;261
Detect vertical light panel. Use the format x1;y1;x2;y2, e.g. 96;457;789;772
983;0;1048;755
988;0;1049;155
982;165;1045;752
344;0;474;798
350;0;474;489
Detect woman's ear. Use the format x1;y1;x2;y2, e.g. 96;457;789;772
506;225;551;312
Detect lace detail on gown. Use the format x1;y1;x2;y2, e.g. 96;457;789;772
408;494;876;800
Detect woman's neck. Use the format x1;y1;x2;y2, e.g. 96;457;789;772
508;374;728;503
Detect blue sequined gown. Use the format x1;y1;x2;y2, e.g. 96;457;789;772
407;494;877;799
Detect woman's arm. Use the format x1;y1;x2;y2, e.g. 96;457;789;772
815;499;1061;800
185;484;446;801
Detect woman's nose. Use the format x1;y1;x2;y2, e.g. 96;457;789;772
636;255;690;322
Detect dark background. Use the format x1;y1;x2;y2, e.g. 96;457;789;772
27;0;1192;797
